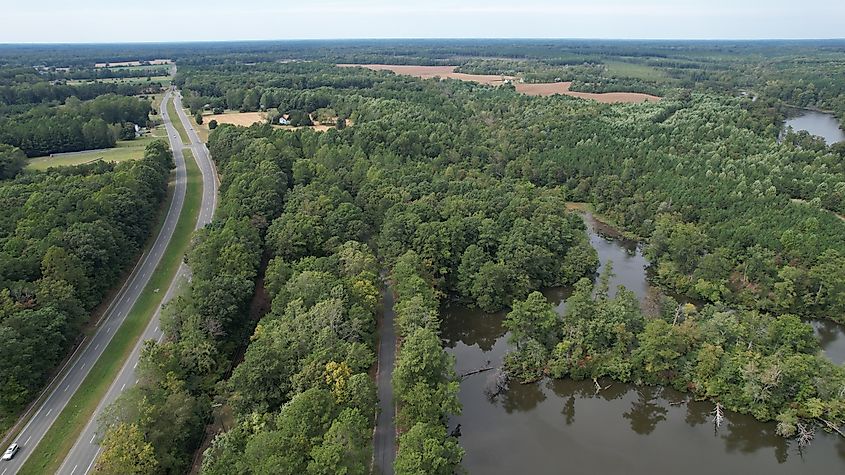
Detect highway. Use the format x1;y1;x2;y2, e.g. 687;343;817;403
55;89;218;475
0;88;216;475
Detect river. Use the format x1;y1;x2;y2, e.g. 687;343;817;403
442;212;845;474
783;110;845;145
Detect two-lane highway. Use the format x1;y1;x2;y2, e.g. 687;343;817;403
56;89;218;475
0;90;192;475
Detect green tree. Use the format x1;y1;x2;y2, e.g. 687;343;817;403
94;423;158;475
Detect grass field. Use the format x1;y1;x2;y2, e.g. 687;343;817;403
187;109;210;143
26;132;167;171
603;61;666;81
168;99;190;145
18;148;203;475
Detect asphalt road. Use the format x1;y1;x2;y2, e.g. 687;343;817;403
373;280;397;474
54;89;218;475
0;88;216;475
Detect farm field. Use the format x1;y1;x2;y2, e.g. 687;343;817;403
94;59;172;68
204;111;267;127
67;75;171;86
338;63;515;85
338;64;660;102
515;81;661;102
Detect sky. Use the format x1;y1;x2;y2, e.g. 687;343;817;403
1;0;844;43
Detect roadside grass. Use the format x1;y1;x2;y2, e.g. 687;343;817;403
186;109;210;143
168;99;191;145
26;135;167;171
18;148;202;475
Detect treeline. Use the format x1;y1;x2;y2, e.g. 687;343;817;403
391;251;463;474
535;94;844;322
0;81;152;109
198;126;380;474
0;93;151;157
505;277;845;439
0;141;173;430
95;125;292;474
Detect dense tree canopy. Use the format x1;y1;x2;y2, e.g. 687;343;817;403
0;141;172;428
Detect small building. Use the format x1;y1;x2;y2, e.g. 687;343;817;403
279;114;291;125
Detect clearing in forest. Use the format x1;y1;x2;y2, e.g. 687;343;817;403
339;64;661;103
205;111;267;126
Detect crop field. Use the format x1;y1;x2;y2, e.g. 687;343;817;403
515;82;661;102
339;64;660;102
338;64;515;85
94;59;172;68
67;75;171;86
205;111;267;127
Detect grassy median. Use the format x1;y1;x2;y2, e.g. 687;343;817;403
18;148;202;475
168;98;191;145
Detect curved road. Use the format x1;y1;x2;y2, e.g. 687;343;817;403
56;89;218;475
0;88;215;475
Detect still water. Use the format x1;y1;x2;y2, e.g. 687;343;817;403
442;213;845;474
784;110;845;145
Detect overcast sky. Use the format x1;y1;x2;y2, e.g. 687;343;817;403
2;0;844;43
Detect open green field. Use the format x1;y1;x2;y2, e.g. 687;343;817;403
18;148;203;475
168;99;191;145
603;61;667;81
26;131;168;171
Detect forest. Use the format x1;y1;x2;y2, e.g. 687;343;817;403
0;141;173;431
1;39;844;473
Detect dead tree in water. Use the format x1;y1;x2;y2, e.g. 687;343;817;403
484;368;510;401
817;417;845;439
593;378;611;394
796;422;815;450
460;367;494;379
712;403;725;432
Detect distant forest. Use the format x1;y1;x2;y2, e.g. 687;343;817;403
0;40;844;474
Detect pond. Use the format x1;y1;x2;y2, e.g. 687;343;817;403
442;212;845;474
783;110;845;145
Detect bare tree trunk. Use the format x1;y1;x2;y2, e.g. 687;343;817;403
817;418;845;439
460;367;494;379
712;403;725;432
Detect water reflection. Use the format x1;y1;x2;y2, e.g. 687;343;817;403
442;213;845;474
783;110;845;145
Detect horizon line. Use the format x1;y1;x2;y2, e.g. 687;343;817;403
2;37;845;46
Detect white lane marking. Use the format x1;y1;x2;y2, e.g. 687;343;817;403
4;467;9;475
90;433;96;443
135;379;139;384
25;435;31;445
46;408;53;417
64;384;70;392
71;465;78;475
157;333;164;343
94;343;99;351
154;326;159;332
120;383;126;391
84;446;101;474
133;361;138;369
